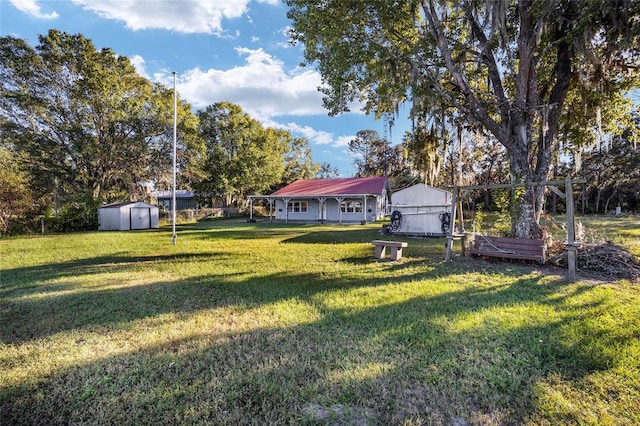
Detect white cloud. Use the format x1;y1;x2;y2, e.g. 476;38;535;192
285;123;335;145
8;0;58;19
334;135;355;148
129;55;150;79
170;47;326;119
70;0;250;34
145;46;365;149
276;26;295;48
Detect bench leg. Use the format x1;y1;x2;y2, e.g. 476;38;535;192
374;245;386;259
391;247;403;260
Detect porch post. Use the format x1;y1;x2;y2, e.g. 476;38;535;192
335;197;344;224
318;197;326;224
282;198;290;224
269;199;274;223
362;196;367;224
249;197;254;221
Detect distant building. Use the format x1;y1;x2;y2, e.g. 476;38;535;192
249;177;389;223
151;190;198;211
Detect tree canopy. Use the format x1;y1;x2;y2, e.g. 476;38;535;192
0;29;201;207
348;129;409;181
286;0;640;238
197;102;317;206
0;146;33;234
0;30;322;233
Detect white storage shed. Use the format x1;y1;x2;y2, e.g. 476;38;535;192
389;184;452;236
98;202;159;231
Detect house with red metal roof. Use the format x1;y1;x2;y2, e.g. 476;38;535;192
248;176;390;223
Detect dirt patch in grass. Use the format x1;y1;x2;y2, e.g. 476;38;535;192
302;402;377;425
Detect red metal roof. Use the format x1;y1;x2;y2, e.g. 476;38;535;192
271;177;388;196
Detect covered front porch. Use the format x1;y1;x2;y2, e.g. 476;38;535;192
247;194;382;224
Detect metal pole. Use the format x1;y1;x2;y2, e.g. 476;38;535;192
172;71;177;245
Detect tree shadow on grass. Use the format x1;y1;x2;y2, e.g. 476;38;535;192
0;253;229;296
281;228;385;245
2;221;633;423
0;250;446;344
2;270;632;425
0;234;576;346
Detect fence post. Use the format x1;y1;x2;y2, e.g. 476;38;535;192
564;178;578;282
445;186;458;262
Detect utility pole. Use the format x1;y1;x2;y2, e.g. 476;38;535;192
172;71;177;245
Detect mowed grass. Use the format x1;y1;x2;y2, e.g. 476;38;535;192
1;217;639;425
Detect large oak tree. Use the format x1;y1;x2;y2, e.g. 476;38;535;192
197;102;290;207
0;30;201;206
286;0;639;238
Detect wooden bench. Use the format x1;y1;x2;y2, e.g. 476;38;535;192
468;235;546;263
372;240;408;261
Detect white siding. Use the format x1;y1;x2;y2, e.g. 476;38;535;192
98;202;159;231
272;196;384;223
392;184;451;206
390;184;452;236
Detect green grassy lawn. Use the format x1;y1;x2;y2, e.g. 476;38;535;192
1;217;639;425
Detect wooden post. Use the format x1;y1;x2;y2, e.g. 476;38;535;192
335;197;344;224
249;198;254;221
269;199;274;222
283;198;290;224
445;186;459;262
564;178;578;282
318;197;326;224
362;196;367;224
457;199;464;234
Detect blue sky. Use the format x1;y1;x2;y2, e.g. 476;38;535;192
0;0;413;177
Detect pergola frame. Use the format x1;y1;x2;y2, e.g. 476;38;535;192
445;178;586;282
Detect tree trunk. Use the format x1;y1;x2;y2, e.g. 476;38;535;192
509;151;543;239
484;188;491;211
604;190;617;214
92;183;101;201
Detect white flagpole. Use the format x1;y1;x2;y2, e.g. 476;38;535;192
172;71;177;245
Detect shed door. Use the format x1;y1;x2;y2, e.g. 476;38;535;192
131;208;151;230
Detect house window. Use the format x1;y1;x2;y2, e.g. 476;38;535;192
341;201;363;213
287;201;308;213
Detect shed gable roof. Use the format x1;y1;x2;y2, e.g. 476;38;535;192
271;177;387;197
100;201;157;209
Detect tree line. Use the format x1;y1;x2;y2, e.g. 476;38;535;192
0;30;323;234
348;115;640;217
2;2;640;238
